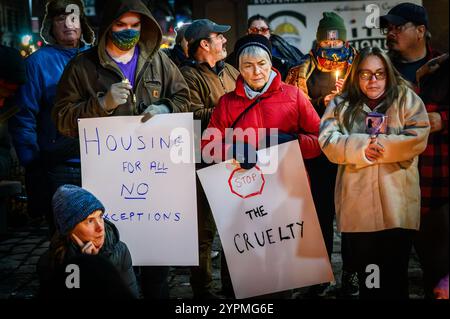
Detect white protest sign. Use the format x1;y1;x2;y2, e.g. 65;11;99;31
78;114;198;266
248;0;422;54
197;141;334;299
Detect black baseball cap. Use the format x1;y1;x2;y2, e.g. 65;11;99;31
184;19;231;44
380;3;429;28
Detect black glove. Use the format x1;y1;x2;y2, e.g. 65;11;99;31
263;132;298;148
228;142;258;170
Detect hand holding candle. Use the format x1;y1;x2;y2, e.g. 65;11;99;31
335;70;344;92
122;78;136;104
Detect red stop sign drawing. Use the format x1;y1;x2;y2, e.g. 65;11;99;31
228;166;265;199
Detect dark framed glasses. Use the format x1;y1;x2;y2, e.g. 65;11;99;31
358;70;387;81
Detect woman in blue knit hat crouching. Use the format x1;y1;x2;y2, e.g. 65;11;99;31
37;184;139;298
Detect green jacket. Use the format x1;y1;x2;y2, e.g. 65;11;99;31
52;0;190;137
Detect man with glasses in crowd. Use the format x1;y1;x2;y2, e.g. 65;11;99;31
380;2;449;299
380;2;438;85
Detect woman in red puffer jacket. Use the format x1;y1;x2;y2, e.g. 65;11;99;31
202;34;321;167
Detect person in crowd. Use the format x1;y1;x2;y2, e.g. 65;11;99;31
202;34;321;298
8;0;95;234
0;45;26;179
163;22;191;67
51;0;190;299
226;14;304;81
285;11;358;298
319;46;430;299
180;18;239;299
380;2;449;298
37;184;139;298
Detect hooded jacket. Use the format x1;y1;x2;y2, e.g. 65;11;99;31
37;219;139;298
52;0;190;137
8;0;94;166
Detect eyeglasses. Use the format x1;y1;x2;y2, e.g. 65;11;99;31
359;70;387;81
380;23;415;35
248;27;270;34
208;34;225;41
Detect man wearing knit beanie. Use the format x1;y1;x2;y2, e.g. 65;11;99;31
286;11;358;299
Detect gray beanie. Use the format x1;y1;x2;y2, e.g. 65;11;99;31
52;184;105;235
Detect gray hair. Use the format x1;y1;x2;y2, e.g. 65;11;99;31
238;46;272;69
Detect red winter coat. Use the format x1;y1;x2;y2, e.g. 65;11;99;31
202;68;321;161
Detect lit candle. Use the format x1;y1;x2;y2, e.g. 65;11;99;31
335;70;341;92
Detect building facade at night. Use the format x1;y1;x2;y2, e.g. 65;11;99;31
0;0;448;52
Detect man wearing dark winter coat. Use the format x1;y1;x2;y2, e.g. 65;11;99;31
180;19;239;299
52;0;191;299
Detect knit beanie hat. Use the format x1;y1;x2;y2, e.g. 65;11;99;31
316;12;347;42
234;34;272;64
52;184;105;235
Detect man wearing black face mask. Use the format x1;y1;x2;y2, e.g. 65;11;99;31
52;0;190;299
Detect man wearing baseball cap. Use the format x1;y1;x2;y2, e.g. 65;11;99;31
381;3;449;299
380;2;433;84
180;18;239;299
